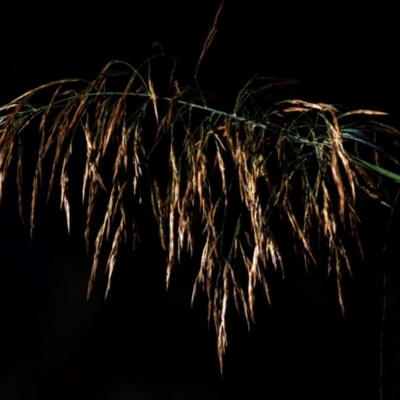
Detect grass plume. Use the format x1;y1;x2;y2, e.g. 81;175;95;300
0;56;399;372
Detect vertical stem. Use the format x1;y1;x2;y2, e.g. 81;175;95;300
380;190;400;399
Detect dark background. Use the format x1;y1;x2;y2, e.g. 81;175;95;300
0;2;398;399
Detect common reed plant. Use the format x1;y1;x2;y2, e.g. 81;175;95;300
1;2;399;374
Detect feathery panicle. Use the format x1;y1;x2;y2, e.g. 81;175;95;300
0;57;399;372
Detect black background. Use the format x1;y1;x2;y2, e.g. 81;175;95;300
0;2;398;399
